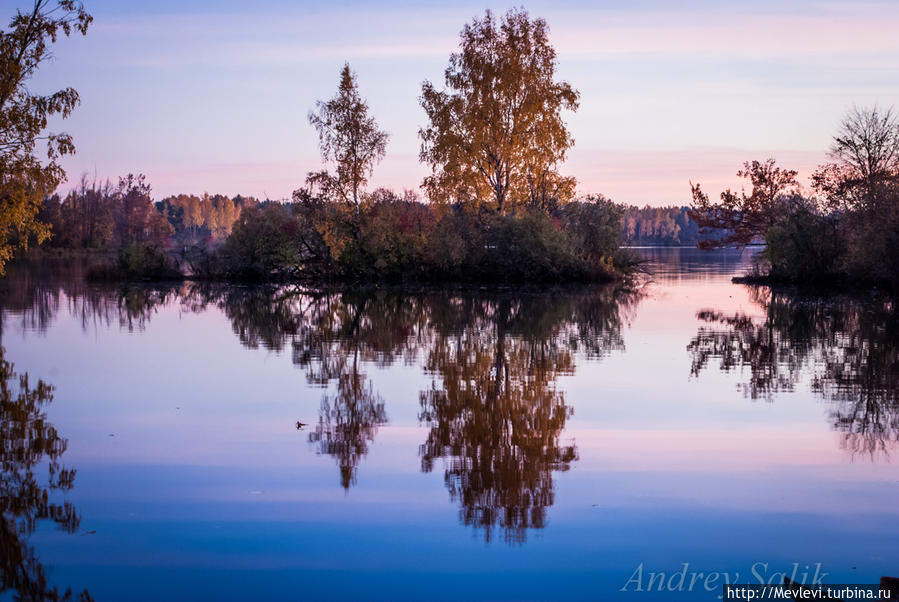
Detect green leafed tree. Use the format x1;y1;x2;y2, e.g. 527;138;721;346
419;8;579;215
0;0;91;274
306;63;389;208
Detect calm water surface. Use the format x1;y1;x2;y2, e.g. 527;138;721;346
1;248;896;600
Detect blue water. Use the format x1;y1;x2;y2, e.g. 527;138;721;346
1;248;896;601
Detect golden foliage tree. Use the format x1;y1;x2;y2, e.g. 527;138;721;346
0;1;91;274
419;8;579;214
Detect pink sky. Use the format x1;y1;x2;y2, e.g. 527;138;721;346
30;0;899;205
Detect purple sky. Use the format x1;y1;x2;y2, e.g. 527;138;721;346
19;0;899;205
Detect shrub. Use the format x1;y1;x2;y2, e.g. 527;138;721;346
840;205;899;285
218;204;330;280
353;190;436;278
483;210;578;280
561;197;622;262
424;209;486;278
87;243;182;281
198;191;633;283
763;203;844;282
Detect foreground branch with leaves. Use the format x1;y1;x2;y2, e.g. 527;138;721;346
0;0;91;274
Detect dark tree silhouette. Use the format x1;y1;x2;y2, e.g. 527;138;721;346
689;159;799;249
813;106;899;213
0;347;92;600
688;289;899;459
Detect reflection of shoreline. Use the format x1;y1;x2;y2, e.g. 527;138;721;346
200;283;641;542
636;247;761;283
688;287;899;460
1;270;644;542
0;347;92;600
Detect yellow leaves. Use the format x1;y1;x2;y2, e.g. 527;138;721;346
0;1;93;274
0;160;56;274
420;8;579;215
318;217;350;261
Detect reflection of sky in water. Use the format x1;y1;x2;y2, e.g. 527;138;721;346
1;248;897;601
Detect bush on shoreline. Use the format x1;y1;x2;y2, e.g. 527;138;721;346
86;243;182;281
189;192;636;284
691;107;899;291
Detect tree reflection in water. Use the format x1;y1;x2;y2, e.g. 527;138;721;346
1;270;643;540
688;288;899;459
419;289;637;543
197;284;641;540
184;286;400;490
309;364;386;490
0;347;91;601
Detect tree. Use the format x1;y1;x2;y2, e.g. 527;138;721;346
812;106;899;213
0;346;93;600
306;63;389;208
0;0;91;274
419;8;579;215
810;107;899;282
113;173;172;246
689;158;799;249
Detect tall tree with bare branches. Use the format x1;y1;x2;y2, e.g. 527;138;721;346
812;106;899;213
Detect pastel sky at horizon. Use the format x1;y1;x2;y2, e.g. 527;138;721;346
12;0;899;205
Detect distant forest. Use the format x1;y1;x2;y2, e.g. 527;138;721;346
621;205;704;246
39;175;261;249
39;186;707;252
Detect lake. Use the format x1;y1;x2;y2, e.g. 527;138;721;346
1;248;896;601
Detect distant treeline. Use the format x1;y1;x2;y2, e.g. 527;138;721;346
621;205;704;246
36;184;637;283
41;182;708;250
37;176;722;282
39;174;260;249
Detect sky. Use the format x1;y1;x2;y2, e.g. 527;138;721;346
11;0;899;205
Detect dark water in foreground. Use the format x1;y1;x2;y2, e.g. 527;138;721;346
1;248;897;601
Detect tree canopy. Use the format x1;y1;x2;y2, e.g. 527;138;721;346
812;106;899;213
306;63;389;208
419;8;579;214
689;158;799;249
0;0;91;273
